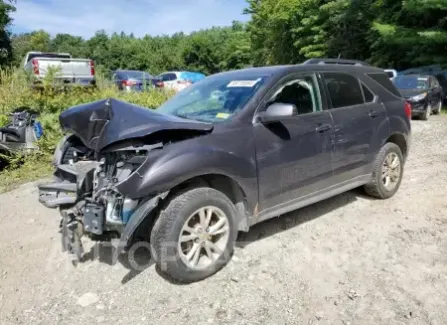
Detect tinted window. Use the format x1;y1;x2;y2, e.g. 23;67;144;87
160;73;177;81
119;71;153;79
362;84;374;102
367;73;401;97
386;71;394;78
27;53;71;62
268;75;321;115
323;73;364;108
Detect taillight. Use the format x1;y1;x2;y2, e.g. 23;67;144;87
122;80;136;86
404;101;412;119
89;60;95;76
32;59;39;75
156;81;164;88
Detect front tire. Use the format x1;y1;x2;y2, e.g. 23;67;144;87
364;143;404;199
421;103;431;120
433;99;442;115
150;187;237;283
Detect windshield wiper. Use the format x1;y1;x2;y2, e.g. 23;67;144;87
176;113;194;120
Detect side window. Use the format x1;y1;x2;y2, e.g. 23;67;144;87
268;75;321;115
162;73;177;81
323;73;364;108
362;83;375;103
432;78;440;88
367;73;401;97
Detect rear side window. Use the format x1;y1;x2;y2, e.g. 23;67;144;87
323;72;364;108
362;84;374;102
367;73;401;97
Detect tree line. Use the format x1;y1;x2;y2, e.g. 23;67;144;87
1;0;446;76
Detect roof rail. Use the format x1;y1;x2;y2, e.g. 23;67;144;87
303;58;371;67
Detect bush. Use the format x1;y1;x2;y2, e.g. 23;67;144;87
0;68;174;189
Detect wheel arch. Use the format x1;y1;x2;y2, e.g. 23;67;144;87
163;173;250;232
385;132;408;161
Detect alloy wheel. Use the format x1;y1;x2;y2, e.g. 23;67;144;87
178;206;230;270
381;152;401;191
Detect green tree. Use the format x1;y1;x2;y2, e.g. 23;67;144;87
0;0;15;66
370;0;447;69
51;34;87;58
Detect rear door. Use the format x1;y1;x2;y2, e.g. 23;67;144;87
321;72;388;183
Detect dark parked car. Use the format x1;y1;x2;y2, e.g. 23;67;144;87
400;65;447;104
393;74;443;120
38;59;411;282
112;69;164;91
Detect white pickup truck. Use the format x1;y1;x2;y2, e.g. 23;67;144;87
23;51;96;87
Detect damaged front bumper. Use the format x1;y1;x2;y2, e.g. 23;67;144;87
38;160;167;265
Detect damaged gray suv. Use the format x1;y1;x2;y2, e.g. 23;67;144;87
38;59;411;282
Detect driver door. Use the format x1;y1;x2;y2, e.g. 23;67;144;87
253;73;334;212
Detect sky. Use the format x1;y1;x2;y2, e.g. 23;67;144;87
11;0;249;39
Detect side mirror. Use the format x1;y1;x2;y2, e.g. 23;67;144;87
258;103;298;123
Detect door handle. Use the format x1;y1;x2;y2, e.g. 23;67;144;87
368;110;379;118
315;124;331;133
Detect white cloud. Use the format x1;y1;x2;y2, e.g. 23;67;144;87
11;0;249;38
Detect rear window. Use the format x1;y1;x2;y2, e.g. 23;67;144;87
160;73;177;81
26;53;71;63
119;71;153;79
385;71;394;78
366;73;401;97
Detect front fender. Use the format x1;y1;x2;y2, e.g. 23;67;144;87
116;145;258;211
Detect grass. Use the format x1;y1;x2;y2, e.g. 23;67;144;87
0;154;53;193
0;68;174;192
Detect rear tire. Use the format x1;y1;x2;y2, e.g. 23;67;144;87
150;187;237;283
364;143;404;199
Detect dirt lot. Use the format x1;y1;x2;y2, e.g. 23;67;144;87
1;116;446;325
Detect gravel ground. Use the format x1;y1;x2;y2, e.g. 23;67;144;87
1;116;447;325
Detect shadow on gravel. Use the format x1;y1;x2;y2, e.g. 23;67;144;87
81;241;154;285
236;188;373;248
79;189;373;285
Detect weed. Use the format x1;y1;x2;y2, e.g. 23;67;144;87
0;68;174;191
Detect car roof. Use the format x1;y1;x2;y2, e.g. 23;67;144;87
398;74;431;78
210;64;384;79
115;69;150;73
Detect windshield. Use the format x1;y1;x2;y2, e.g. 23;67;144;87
120;71;153;79
393;76;428;90
156;74;267;123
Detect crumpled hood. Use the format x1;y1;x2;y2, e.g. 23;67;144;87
59;98;213;151
398;89;428;99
